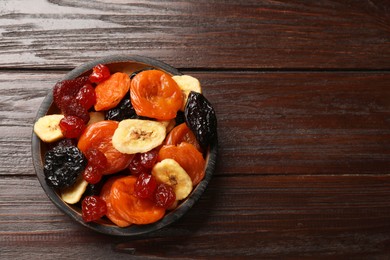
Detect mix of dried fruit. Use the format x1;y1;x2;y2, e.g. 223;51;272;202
34;63;217;226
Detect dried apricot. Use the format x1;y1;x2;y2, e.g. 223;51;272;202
164;123;202;152
100;176;132;227
94;72;130;111
158;142;206;186
78;121;134;175
110;176;165;224
130;70;183;120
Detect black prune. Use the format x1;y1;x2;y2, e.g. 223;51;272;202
184;91;217;150
44;145;87;189
105;97;137;121
175;110;186;126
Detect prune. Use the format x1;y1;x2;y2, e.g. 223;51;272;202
44;145;87;189
84;180;106;197
175;110;186;126
105;97;137;121
184;91;217;150
53;76;89;109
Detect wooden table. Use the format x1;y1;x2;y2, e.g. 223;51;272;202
1;1;390;258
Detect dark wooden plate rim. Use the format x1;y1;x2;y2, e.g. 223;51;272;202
31;55;218;236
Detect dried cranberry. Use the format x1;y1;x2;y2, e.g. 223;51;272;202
89;64;110;83
140;149;159;169
53;76;89;109
82;165;103;184
154;183;176;209
85;148;108;171
62;99;90;124
135;173;157;200
76;84;96;110
59;115;86;139
128;153;145;176
82;195;107;222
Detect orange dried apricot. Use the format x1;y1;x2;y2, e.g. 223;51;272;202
130;70;183;120
110;176;165;224
164;123;202;152
100;176;132;227
78;121;134;175
94;72;130;111
158;142;206;186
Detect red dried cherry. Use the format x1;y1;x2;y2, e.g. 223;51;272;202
128;149;159;176
82;165;103;184
140;149;159;169
76;84;96;110
128;153;145;176
89;64;110;83
61;98;90;124
85;148;108;171
81;195;107;222
154;183;176;209
135;173;157;200
59;115;86;138
53;76;89;110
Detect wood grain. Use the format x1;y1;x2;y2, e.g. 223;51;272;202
2;1;390;258
0;0;389;69
1;71;389;177
1;175;390;258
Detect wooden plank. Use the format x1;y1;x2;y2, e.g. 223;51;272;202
1;175;390;258
0;0;390;69
0;71;389;176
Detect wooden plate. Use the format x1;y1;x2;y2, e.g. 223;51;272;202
31;55;218;236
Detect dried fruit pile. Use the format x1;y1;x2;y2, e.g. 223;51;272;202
34;63;217;227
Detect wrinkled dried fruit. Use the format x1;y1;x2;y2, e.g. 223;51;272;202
61;98;90;124
135;173;157;199
85;148;108;171
82;195;107;222
59;115;86;139
76;84;96;110
89;64;111;83
83;165;103;184
105;98;137;121
44;145;87;189
53;76;89;110
154;183;176;209
184;91;217;150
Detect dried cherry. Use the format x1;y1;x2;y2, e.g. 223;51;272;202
59;115;86;139
76;84;96;110
82;195;107;222
154;183;176;209
135;173;157;200
53;76;89;110
89;64;111;83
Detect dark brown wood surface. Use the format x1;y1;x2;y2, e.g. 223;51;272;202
1;1;390;259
